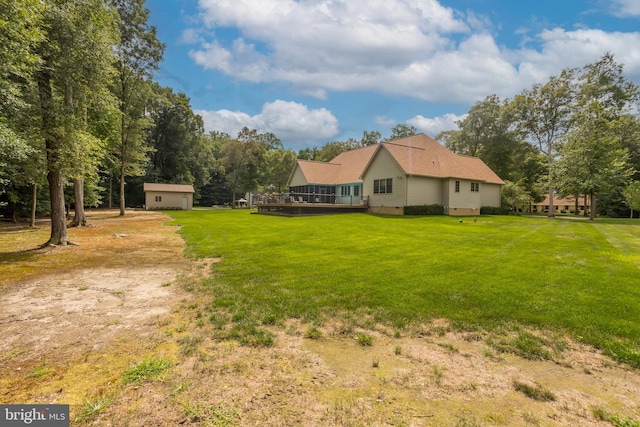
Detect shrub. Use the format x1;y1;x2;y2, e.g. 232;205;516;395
480;206;511;215
404;204;445;215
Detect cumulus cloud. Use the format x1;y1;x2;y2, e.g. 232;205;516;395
187;0;640;104
609;0;640;17
195;100;339;148
407;113;466;137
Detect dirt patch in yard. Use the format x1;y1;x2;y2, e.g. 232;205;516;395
1;210;639;426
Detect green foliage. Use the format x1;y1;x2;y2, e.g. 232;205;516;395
403;204;444;215
77;394;114;422
304;326;323;339
487;331;553;361
356;333;374;346
592;407;640;427
501;180;530;213
480;206;510;215
623;181;640;216
513;380;556;402
122;356;172;384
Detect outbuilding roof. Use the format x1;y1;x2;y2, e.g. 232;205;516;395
143;183;195;193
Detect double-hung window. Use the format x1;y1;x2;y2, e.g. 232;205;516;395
373;178;393;194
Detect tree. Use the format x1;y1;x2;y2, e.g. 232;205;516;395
221;128;267;205
439;95;524;182
386;124;417;140
264;148;297;192
555;53;638;220
34;0;118;245
111;0;165;215
512;68;576;217
501;180;530;214
0;0;43;115
623;181;640;218
553;105;633;220
360;130;381;146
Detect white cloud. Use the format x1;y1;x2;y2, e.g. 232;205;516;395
609;0;640;17
195;100;339;148
375;116;397;127
188;0;640;104
407;113;465;137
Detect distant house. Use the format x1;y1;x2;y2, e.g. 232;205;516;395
287;133;504;216
143;183;195;210
532;194;588;215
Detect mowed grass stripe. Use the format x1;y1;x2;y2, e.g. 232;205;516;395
168;210;640;366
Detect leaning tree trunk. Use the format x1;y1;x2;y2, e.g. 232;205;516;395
69;177;86;227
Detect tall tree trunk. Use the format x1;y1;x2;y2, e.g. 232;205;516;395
574;193;579;216
30;183;37;228
70;178;86;227
37;66;70;246
47;170;70;245
119;113;126;216
583;194;589;217
119;161;126;216
108;172;113;208
547;152;554;218
590;191;597;221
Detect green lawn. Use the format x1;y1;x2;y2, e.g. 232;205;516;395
167;209;640;367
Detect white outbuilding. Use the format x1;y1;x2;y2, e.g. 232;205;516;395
143;183;195;210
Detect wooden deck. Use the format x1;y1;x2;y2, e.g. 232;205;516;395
255;203;369;216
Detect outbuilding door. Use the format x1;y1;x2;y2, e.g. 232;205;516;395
182;196;188;210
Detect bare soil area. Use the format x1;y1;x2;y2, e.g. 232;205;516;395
1;210;639;426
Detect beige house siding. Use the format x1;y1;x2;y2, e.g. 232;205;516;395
288;165;310;187
406;176;443;206
480;183;502;207
445;179;481;216
362;148;406;211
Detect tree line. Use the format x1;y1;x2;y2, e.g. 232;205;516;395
0;0;294;245
437;53;640;219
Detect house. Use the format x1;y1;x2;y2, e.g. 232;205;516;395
143;183;195;210
532;194;588;215
286;133;504;216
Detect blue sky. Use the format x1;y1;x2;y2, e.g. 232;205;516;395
145;0;640;150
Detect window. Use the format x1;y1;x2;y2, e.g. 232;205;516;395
455;181;460;193
341;186;351;196
155;195;162;202
471;182;480;192
353;185;360;197
373;178;393;194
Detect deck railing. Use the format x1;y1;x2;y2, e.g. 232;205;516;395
251;192;368;206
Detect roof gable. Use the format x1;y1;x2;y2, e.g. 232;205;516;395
378;134;504;184
290;144;378;185
143;183;195;193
